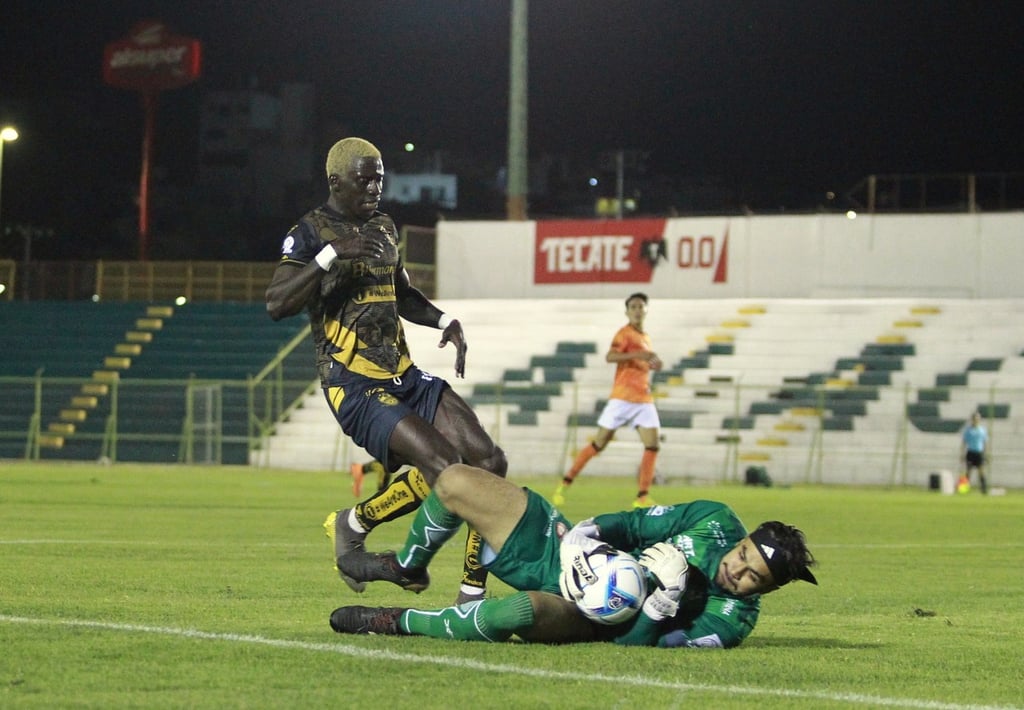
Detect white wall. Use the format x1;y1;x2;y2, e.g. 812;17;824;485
436;213;1024;299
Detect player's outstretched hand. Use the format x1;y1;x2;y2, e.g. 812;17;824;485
438;319;467;378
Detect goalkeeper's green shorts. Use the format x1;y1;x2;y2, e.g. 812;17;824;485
484;488;571;595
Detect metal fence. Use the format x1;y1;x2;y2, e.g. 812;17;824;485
0;323;315;465
0;226;437;302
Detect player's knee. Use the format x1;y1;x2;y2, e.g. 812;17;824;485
434;463;483;504
480;446;508;477
415;453;458;485
644;445;660;453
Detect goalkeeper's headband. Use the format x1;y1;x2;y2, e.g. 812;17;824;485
749;527;818;586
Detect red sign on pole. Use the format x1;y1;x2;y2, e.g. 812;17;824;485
103;20;201;92
102;20;201;261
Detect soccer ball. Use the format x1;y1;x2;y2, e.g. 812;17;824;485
565;550;647;625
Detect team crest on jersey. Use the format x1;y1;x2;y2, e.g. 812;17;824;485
281;235;295;254
376;391;399;406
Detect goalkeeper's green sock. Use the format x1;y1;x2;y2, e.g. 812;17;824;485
400;591;535;642
396;490;463;570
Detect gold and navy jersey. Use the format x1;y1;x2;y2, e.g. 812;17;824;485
278;204;414;384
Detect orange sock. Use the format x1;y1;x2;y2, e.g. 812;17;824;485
564;443;599;484
636;448;658;497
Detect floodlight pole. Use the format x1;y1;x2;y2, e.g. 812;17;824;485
506;0;528;220
0;125;19;242
138;91;157;261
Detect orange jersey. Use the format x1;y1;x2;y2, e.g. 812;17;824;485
608;324;654;403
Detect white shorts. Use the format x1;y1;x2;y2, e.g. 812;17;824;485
596;399;661;430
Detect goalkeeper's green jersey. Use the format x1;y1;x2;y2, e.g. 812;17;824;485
592;499;760;648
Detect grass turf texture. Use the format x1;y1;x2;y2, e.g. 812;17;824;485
1;462;1021;710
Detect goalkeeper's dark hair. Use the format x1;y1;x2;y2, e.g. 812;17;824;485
751;521;818;586
625;292;648;306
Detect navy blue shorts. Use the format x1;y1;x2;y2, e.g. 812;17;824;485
323;365;447;471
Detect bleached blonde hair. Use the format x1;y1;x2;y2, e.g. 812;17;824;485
325;137;381;177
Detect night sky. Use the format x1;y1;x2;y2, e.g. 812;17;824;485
2;1;1023;256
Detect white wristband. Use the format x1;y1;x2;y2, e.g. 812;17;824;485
437;313;452;329
642;588;681;621
315;244;337;271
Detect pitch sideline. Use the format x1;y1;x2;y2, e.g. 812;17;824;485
1;614;1017;710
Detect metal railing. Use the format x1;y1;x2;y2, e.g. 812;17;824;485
1;226;437;303
844;172;1024;213
468;379;1019;487
2;372;1018;490
0;372;314;465
0;322;314;465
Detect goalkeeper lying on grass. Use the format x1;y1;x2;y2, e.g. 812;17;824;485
329;463;817;648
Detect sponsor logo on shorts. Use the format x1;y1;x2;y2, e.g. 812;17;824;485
363;387;399;407
377;391;399;406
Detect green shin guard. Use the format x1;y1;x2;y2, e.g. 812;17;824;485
396;490;463;570
401;591;536;642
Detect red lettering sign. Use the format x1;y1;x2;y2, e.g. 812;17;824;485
534;219;667;284
103;20;201;92
672;226;729;283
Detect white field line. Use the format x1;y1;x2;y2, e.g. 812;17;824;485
3;539;1024;549
1;614;1019;710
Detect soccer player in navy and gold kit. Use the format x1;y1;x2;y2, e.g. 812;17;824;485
266;138;506;603
330;464;817;648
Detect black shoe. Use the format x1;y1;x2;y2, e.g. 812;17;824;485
330;606;405;635
336;551;431;593
324;509;369;593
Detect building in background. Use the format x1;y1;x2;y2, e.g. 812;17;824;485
384;173;457;210
197;80;316;221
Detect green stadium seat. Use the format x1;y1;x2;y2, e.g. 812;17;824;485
857;371;891;386
862;342;916;357
976;403;1010;418
907;402;940;417
555;341;597;354
918;387;950;402
529;353;585;369
658;411;693;428
822;416;855;431
508;411;538;426
566;412;600;427
909;416;963;433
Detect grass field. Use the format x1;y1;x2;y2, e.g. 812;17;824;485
1;461;1021;710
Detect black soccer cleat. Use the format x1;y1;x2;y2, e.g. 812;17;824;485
324;508;370;593
335;551;431;593
330;606;405;635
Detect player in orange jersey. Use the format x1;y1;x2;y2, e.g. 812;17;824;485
554;293;663;508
